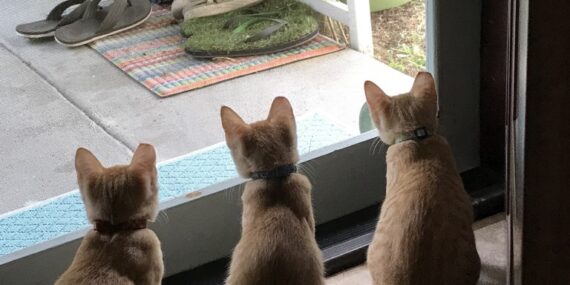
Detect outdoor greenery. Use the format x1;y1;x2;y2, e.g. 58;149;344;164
385;44;426;73
372;0;426;76
181;0;318;53
181;0;426;75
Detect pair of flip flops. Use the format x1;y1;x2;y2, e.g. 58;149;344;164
16;0;151;47
181;0;319;58
171;0;264;21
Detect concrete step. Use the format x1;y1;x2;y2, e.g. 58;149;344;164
0;46;132;214
0;0;412;213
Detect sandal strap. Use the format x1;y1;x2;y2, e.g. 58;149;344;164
46;0;87;21
183;0;263;20
245;19;287;43
82;0;104;19
97;0;131;34
58;0;93;26
190;0;208;8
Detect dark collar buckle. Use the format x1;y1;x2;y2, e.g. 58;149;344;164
251;164;297;180
414;127;429;140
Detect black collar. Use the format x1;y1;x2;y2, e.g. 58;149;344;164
94;218;148;235
251;164;297;180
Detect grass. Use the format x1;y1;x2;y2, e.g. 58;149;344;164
386;44;426;73
181;0;318;53
371;0;426;76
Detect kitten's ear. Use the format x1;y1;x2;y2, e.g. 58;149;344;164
221;106;249;142
75;148;103;181
364;80;391;112
267;96;295;127
129;144;157;197
411;72;437;100
130;143;156;174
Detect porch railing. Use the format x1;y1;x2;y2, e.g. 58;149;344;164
299;0;374;56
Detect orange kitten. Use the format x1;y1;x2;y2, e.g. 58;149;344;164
365;73;480;285
221;97;325;285
55;144;164;285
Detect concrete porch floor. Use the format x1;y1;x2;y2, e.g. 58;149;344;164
326;214;507;285
0;0;412;214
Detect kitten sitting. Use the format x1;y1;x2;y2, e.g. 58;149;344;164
55;144;164;285
365;72;481;285
222;97;325;285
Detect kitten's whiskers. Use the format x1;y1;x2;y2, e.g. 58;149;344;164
370;137;382;156
299;162;317;182
156;210;169;224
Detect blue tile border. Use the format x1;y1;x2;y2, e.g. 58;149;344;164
0;113;354;257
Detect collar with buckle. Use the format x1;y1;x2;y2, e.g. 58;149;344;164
394;127;433;144
251;164;297;180
94;218;148;235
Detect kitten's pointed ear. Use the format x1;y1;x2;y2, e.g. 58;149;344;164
364;80;391;112
411;72;437;100
130;144;156;174
75;148;103;180
221;106;249;141
267;96;295;127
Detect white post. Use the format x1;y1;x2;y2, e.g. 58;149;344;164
347;0;374;56
299;0;351;25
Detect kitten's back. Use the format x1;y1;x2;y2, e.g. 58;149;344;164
221;97;325;285
227;175;324;285
364;74;480;285
56;145;164;285
368;137;480;285
56;229;163;285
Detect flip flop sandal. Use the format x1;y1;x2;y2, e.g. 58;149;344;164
181;0;319;58
54;0;151;47
16;0;90;38
188;18;318;58
172;0;264;21
171;0;191;20
183;0;264;20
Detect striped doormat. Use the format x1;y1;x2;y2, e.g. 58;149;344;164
90;5;345;97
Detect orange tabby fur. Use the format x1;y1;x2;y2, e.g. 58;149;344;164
222;97;325;285
55;144;164;285
365;73;481;285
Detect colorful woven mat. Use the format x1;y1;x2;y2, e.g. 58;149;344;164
90;5;344;97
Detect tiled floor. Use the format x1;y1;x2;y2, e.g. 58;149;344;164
326;214;507;285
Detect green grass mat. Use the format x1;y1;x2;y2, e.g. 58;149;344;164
181;0;318;54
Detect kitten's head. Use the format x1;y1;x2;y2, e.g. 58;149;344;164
221;97;299;178
75;144;159;224
364;72;438;145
